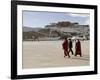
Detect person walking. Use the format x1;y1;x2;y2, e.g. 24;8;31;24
62;38;70;58
75;39;82;57
68;39;74;55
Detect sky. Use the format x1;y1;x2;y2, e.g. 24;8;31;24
23;11;90;28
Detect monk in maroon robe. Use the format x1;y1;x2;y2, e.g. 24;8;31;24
75;39;82;57
62;38;70;58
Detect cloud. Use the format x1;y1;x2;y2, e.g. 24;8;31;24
84;18;90;25
66;13;89;18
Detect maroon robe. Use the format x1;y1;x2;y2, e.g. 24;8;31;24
75;40;82;56
62;40;68;56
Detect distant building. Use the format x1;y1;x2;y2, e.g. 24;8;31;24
23;21;90;41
